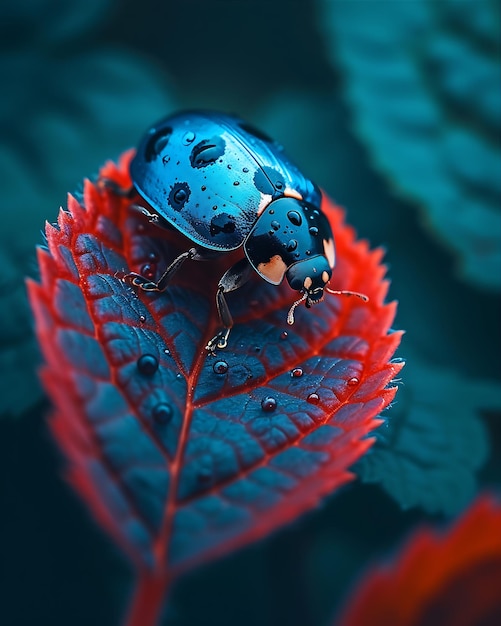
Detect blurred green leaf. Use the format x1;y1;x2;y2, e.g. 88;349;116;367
355;353;500;515
1;26;177;417
319;0;501;290
0;0;113;47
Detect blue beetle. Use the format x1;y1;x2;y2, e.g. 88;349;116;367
120;111;366;351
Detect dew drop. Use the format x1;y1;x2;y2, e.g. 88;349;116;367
307;393;320;404
242;167;249;173
153;402;173;424
174;187;188;203
271;220;280;230
269;209;275;215
309;226;319;236
287;210;302;226
212;205;218;210
286;239;297;252
164;348;170;355
201;185;207;191
182;130;196;145
137;354;159;376
261;396;277;412
391;357;405;363
139;315;146;323
213;360;229;374
197;467;212;484
280;331;288;340
227;164;232;169
275;181;283;190
140;263;156;280
176;372;183;380
348;377;360;386
291;368;303;378
233;181;240;186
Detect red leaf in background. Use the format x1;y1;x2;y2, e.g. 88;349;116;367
27;151;403;626
334;495;501;626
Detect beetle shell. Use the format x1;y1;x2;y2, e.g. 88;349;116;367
130;111;321;251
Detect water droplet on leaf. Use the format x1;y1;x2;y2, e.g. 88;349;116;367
271;220;280;230
291;368;303;378
153;402;173;424
137;354;159;376
280;331;288;340
197;467;212;484
261;397;277;412
348;377;360;386
213;360;229;374
140;263;156;280
307;393;320;404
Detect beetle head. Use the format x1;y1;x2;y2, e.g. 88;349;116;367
285;256;332;323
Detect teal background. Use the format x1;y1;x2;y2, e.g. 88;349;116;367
1;1;500;625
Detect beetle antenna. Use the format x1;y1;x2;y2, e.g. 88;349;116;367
326;287;369;302
287;293;307;325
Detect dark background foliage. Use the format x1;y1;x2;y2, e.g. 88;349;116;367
1;1;500;625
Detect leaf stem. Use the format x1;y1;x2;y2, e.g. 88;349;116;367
124;569;171;626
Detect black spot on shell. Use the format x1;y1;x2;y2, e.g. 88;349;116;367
144;126;172;162
210;213;236;236
168;182;191;211
190;137;226;168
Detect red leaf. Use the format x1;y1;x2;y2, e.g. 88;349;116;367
335;495;501;626
27;151;403;625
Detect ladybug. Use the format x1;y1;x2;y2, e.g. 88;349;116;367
120;111;367;351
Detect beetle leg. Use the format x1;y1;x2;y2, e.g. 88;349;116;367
206;258;253;352
123;247;198;292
